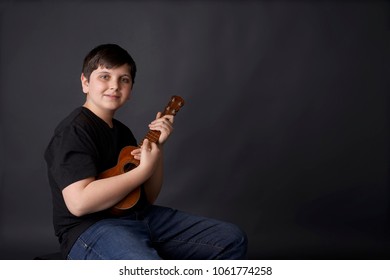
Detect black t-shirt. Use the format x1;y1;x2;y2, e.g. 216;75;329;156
44;107;138;258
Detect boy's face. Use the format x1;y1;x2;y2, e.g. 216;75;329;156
81;64;133;115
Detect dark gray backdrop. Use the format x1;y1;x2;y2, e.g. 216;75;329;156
0;0;389;259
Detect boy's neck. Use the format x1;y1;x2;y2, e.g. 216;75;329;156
83;102;115;128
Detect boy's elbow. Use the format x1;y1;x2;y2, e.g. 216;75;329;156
63;193;91;217
62;177;95;217
70;208;85;217
66;202;88;217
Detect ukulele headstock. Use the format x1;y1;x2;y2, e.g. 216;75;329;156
162;95;185;116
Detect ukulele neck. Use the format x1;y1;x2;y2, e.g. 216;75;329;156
139;130;161;147
137;95;185;148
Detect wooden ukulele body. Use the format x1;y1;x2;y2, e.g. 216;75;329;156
97;146;141;214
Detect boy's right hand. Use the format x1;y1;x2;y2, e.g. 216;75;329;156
137;138;160;174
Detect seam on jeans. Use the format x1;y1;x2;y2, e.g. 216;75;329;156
155;238;227;259
143;219;155;242
157;238;224;249
153;237;226;256
77;236;105;260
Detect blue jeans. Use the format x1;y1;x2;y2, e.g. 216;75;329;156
68;205;247;260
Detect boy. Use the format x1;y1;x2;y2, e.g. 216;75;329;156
45;44;247;259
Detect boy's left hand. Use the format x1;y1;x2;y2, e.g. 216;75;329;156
148;112;174;145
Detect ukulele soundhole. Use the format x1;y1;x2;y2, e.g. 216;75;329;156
123;163;137;173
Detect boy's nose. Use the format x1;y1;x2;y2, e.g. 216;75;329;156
110;80;120;90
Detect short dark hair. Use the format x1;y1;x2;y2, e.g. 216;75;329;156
82;44;137;84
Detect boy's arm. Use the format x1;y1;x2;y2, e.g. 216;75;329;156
143;145;164;204
62;139;159;217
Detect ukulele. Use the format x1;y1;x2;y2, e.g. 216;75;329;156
98;95;185;215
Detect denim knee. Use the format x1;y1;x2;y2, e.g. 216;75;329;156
220;223;248;260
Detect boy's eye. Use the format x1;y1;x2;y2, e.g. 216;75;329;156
121;77;131;83
100;75;110;80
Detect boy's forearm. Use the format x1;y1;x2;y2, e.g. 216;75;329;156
143;150;164;204
63;162;155;217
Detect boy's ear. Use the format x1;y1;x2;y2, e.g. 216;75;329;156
81;73;89;94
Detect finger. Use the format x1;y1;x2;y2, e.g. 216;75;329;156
149;122;173;134
151;114;174;124
133;154;141;160
130;148;141;155
164;115;174;124
150;116;174;127
141;138;152;151
149;142;158;152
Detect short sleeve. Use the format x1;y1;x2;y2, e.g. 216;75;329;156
45;124;99;190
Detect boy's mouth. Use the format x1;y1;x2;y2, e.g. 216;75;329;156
103;94;121;99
